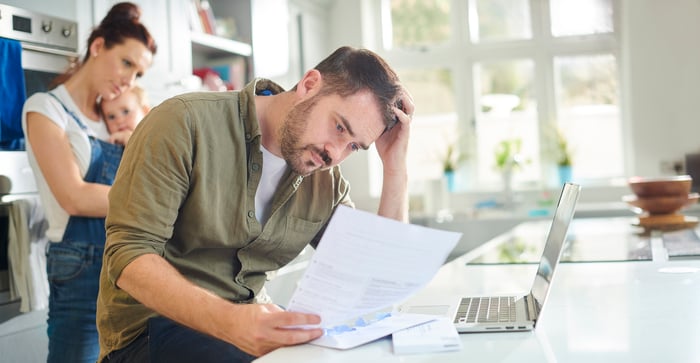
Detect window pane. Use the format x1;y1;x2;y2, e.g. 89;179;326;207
473;59;539;188
469;0;532;43
369;68;457;196
399;68;457;180
554;54;622;179
388;0;452;49
400;68;455;116
550;0;613;37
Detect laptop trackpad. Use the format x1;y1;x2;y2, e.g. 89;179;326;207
401;305;451;316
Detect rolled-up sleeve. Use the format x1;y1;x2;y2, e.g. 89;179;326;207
103;97;194;288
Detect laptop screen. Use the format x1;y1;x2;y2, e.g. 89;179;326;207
530;183;581;315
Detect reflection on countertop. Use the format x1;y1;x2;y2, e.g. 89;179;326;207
468;217;653;264
410;199;700;264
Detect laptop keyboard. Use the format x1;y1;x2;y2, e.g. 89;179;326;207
454;296;517;323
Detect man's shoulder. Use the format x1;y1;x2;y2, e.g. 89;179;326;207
169;90;239;104
155;91;242;118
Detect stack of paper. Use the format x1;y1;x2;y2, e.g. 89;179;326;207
392;317;462;354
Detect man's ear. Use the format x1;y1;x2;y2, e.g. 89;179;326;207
296;69;322;98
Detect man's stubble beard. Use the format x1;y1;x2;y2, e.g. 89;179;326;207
279;95;322;176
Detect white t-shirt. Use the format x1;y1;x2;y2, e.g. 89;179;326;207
21;85;110;242
255;145;288;225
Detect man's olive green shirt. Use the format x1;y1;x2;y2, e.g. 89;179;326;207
97;79;353;360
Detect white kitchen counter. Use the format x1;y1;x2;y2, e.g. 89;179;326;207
257;218;700;363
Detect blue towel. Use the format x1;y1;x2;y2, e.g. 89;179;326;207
0;37;27;150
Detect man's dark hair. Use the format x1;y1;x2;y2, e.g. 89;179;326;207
313;46;402;129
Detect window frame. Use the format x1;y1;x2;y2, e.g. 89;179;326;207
368;0;626;192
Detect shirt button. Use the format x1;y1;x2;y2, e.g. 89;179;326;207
245;132;251;140
252;163;260;171
247;210;255;218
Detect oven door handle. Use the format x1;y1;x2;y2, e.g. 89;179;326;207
21;43;79;59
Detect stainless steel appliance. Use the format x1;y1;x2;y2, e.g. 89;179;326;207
0;3;79;150
0;3;78;316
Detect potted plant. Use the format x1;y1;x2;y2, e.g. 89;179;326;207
552;127;574;184
494;138;526;173
493;138;527;205
441;142;467;192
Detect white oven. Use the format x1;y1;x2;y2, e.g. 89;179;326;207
0;3;78;312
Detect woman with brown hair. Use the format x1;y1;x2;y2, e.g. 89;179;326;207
21;3;156;362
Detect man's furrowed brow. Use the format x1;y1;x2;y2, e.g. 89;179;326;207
339;115;370;150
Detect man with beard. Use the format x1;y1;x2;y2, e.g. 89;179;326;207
96;46;414;363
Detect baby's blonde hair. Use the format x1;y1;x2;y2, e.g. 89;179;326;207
99;84;150;118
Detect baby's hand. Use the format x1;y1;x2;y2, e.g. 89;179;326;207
109;130;133;146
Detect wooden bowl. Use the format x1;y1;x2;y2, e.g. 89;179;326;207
627;175;692;198
623;193;699;215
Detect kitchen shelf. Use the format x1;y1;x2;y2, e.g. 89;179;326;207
190;32;252;58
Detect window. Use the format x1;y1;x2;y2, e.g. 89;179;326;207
554;54;622;180
474;59;539;186
469;0;532;42
384;0;452;49
370;0;621;194
550;0;614;37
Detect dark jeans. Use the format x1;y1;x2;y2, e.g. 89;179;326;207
103;316;257;363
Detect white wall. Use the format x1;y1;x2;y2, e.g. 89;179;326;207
622;0;700;176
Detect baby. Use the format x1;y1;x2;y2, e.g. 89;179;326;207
100;85;150;145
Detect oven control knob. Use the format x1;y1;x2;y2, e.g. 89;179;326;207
42;21;52;33
62;27;72;38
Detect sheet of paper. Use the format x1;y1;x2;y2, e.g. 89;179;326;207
286;205;461;331
391;316;462;355
311;312;436;350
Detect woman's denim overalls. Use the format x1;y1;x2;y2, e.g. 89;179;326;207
45;93;123;363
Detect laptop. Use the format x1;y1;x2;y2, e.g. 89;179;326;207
402;182;580;333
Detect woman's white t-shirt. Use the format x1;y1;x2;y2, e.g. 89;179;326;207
21;85;110;242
